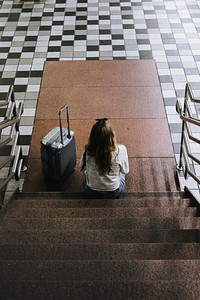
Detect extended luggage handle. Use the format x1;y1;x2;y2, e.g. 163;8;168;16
59;105;71;144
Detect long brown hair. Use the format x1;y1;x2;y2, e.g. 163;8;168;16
83;119;117;175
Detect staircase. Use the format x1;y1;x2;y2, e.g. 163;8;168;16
0;192;200;299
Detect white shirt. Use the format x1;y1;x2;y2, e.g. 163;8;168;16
80;145;129;192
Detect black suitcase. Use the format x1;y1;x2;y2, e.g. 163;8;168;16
40;105;76;182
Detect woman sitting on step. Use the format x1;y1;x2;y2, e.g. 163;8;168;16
80;118;129;198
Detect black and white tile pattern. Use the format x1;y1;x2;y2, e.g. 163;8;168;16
1;0;200;196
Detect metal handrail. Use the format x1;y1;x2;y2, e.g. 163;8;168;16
176;83;200;186
0;118;21;131
184;82;200;104
0;86;25;208
0;86;15;109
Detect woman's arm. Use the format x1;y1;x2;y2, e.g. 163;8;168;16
118;145;129;174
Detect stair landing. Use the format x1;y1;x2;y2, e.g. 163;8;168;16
23;60;178;193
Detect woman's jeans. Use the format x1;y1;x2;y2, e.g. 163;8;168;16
83;174;125;199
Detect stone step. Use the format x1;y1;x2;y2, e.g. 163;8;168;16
5;207;197;219
1;243;200;260
1;260;200;281
12;197;191;209
0;229;199;244
1;217;200;230
0;280;199;300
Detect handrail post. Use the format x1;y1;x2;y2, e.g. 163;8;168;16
177;83;188;171
177;119;185;171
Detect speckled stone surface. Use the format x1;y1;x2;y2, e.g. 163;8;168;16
9;60;198;299
2;216;200;231
1;260;200;281
12;197;191;209
23;158;177;193
1;280;200;300
23;157;178;193
5;206;197;219
0;228;200;244
41;60;159;88
1;191;200;298
36;86;165;120
29;119;174;159
23;59;177;194
1;243;200;260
